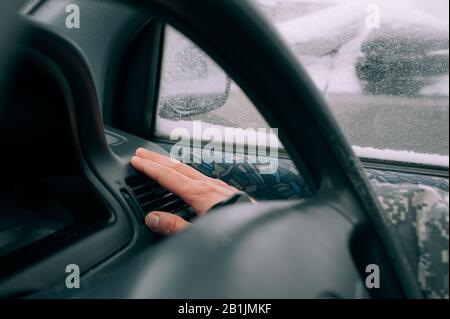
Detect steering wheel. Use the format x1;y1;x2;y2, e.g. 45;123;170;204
0;1;18;98
0;0;422;298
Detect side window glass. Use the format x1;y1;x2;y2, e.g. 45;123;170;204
155;26;279;174
156;0;449;168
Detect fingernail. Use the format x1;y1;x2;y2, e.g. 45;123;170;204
146;213;160;231
131;156;141;163
136;148;148;156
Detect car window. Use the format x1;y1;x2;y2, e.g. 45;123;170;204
155;0;449;167
155;26;276;149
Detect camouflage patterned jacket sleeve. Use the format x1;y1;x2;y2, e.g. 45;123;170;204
374;183;449;299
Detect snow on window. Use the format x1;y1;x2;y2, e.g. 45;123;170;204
156;0;449;166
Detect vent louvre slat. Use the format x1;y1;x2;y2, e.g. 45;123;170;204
141;193;176;211
171;202;190;213
130;182;155;191
159;197;187;210
126;176;189;215
136;187;168;201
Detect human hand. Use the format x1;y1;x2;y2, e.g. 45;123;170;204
130;148;240;235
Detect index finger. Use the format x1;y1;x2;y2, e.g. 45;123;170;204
131;156;193;198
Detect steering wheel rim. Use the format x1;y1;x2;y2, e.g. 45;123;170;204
0;1;18;101
103;0;420;298
1;0;422;298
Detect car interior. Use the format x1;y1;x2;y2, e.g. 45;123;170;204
0;0;448;299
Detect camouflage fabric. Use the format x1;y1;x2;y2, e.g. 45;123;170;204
374;183;449;299
158;143;310;200
190;158;310;200
366;169;449;193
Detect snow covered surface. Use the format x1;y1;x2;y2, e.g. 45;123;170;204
160;0;449;96
421;76;450;96
155;0;449;165
270;0;449;95
353;146;449;167
157;118;449;168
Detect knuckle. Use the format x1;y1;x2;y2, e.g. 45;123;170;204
212;178;229;188
184;181;210;203
198;181;216;193
168;216;180;235
173;161;184;171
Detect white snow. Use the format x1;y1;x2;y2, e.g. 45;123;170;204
274;0;365;44
275;0;449;39
420;76;450;96
156;119;449;168
322;29;368;94
353;146;449;167
271;0;449;95
156;1;449;165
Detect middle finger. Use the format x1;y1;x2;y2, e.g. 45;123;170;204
135;148;211;182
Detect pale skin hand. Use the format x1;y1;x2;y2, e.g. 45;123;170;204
130;148;240;236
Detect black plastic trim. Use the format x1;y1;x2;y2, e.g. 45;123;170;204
112;19;164;139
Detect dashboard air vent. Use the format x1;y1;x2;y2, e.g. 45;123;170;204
126;175;190;216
